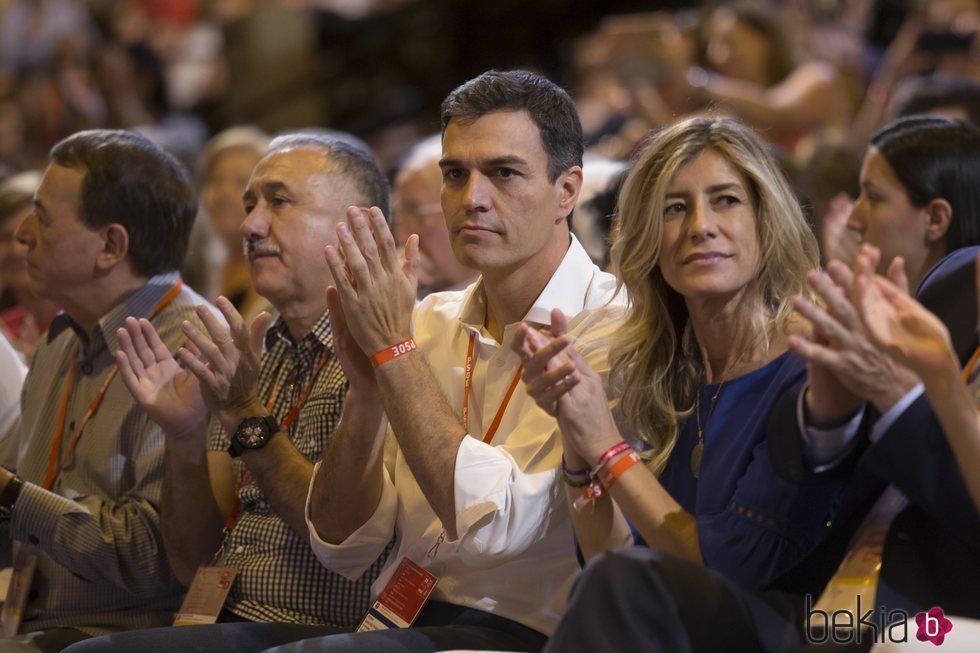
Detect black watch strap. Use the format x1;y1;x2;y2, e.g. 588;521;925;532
0;474;25;512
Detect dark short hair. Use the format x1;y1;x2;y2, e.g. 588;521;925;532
871;115;980;253
440;70;584;183
50;129;196;277
266;132;391;218
893;75;980;127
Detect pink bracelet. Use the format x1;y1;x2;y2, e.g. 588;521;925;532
590;441;630;477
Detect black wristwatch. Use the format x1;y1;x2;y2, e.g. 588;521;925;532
228;415;280;458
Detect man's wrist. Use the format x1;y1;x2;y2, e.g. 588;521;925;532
218;399;270;436
804;387;863;427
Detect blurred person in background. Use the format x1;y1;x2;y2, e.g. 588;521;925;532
573;2;857;162
0;329;25;453
194;125;271;320
681;1;857;157
0;171;59;359
573;157;628;269
849;0;980;150
391;134;477;298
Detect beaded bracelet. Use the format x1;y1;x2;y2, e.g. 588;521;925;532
561;455;591;488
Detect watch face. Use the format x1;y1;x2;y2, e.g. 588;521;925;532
239;423;267;448
236;418;273;449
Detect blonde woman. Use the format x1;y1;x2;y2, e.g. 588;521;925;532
515;115;844;586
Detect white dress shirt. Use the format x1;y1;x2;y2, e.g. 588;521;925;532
307;236;625;636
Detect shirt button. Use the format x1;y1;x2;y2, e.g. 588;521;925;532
81;363;93;375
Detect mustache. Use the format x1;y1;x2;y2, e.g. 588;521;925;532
244;239;281;257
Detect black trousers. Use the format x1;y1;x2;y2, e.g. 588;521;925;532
542;547;871;653
62;601;546;653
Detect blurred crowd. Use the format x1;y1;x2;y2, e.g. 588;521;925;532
1;0;980;357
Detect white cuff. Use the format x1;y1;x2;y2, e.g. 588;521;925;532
798;385;865;472
305;459;399;582
870;384;925;443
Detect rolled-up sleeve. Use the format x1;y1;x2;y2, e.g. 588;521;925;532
452;433;563;564
306;460;399;581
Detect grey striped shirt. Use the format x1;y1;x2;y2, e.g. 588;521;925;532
5;271;203;634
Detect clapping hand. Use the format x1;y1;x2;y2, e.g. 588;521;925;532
323;207;419;359
116;317;207;440
174;297;273;432
853;243;958;381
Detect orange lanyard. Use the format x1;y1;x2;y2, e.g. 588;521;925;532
224;349;331;530
265;351;331;431
964;345;980;384
43;280;183;490
462;332;523;445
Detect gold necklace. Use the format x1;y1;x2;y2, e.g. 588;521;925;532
690;346;758;479
691;381;722;479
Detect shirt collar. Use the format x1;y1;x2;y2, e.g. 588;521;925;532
264;310;334;353
48;271;183;357
457;234;597;330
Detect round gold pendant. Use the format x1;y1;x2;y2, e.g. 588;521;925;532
690;441;703;479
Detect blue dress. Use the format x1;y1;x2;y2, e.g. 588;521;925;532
634;350;843;587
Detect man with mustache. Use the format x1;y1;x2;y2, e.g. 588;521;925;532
75;133;392;652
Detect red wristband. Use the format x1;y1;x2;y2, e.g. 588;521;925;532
591;441;630;477
370;337;419;367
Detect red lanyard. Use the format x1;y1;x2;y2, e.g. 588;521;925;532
44;280;184;490
462;332;523;445
224;349;331;530
265;351;331;431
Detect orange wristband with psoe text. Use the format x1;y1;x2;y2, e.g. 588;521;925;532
370;337;419;367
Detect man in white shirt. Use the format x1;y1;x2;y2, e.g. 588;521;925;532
299;70;624;652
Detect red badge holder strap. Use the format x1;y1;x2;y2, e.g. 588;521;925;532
1;280;183;637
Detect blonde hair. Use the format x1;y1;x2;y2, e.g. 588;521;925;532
199;126;270;186
609;115;818;474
